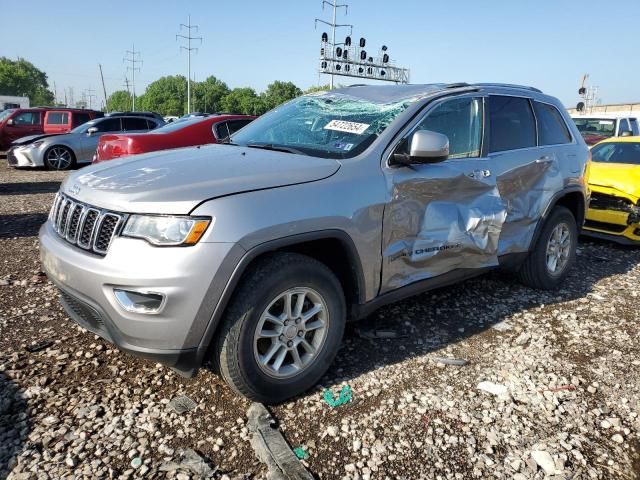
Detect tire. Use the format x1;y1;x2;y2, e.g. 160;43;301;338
44;146;76;170
214;252;346;403
517;206;578;290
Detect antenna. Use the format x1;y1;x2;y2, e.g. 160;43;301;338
123;44;142;110
176;15;203;114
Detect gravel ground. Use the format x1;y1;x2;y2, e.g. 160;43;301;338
1;161;639;480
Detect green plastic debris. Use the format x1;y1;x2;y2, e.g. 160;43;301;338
293;446;309;460
322;385;353;407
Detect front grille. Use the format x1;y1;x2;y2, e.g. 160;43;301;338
584;220;627;233
59;290;106;334
589;193;634;211
49;192;125;256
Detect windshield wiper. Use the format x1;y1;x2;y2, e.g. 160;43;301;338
245;143;307;156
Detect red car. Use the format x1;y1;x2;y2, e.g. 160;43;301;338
94;114;255;162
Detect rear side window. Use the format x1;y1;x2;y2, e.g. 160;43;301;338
47;112;69;125
227;119;252;135
73;113;91;127
122;118;150;131
630;119;639;136
488;96;536;153
215;122;231;139
533;102;572;145
618;119;631;134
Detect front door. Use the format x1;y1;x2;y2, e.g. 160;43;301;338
6;110;43;144
380;95;507;294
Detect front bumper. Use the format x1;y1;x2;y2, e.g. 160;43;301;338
39;220;243;374
7;147;37;167
583;208;640;245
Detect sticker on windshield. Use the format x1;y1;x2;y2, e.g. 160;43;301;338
324;120;370;135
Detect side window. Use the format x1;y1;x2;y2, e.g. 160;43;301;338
412;97;483;158
122;118;149;131
72;113;91;127
215;122;231;139
533;102;572;145
630;118;639;136
13;112;37;125
618;119;630;134
488;96;536;153
94;118;122;132
227;119;252;135
47;112;64;125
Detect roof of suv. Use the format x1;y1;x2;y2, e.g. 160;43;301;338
329;83;546;104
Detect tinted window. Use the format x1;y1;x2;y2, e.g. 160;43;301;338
533;102;572;145
489;96;536;153
630;119;639;136
13;112;41;125
618;119;630;134
72;113;91;128
591;142;640;165
215;122;230;139
94;118;122;132
122;118;149;131
412;97;483;158
227;119;252;135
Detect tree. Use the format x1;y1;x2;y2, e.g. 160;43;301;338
140;75;188;116
193;76;230;113
106;90;133;112
220;87;265;115
0;57;54;106
262;81;302;111
304;84;330;94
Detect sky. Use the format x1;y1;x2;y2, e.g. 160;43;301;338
2;0;638;109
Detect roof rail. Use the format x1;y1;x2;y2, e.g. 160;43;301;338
445;82;470;89
474;83;542;93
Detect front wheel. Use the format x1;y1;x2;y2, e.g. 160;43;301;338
517;206;578;289
214;252;346;403
44;146;75;170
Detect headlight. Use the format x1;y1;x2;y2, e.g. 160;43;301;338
122;215;211;246
27;140;44;149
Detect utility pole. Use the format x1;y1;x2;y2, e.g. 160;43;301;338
123;77;132;110
83;89;97;109
99;64;108;112
123;45;142;110
315;1;351;88
176;15;202;114
53;82;58;105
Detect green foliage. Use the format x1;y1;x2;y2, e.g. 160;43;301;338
220;87;265;115
261;81;302;111
303;84;331;94
141;75;188;116
193;76;230;113
106;90;133;112
0;57;54;106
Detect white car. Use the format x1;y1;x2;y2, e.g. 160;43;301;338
571;113;640;146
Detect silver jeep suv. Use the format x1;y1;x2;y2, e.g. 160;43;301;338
40;83;589;402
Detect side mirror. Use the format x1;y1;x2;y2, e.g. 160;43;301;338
6;118;14;126
87;127;98;136
392;129;449;166
620;130;633;137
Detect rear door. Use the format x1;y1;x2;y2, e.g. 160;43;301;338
380;95;507;293
487;96;570;255
44;111;69;134
6;110;43;143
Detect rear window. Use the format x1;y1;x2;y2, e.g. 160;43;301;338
46;112;69;125
533;102;572;145
488;96;536;153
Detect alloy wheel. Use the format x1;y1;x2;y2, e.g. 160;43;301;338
546;222;571;275
47;147;73;170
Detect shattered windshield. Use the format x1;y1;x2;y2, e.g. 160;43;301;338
231;92;415;159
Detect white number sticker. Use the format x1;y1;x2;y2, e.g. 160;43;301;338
324;120;370;135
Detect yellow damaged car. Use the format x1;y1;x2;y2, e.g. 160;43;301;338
584;136;640;244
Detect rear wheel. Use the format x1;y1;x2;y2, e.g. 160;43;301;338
517;206;577;289
44;146;75;170
214;252;346;403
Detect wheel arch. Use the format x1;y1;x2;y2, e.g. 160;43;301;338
43;144;77;169
194;230;366;369
530;187;586;252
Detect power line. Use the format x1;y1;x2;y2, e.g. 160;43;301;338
176;15;202;114
123;45;142;110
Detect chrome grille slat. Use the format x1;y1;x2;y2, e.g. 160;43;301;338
48;192;123;256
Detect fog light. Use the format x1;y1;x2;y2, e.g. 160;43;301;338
114;289;165;314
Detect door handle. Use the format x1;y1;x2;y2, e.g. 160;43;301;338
468;169;491;179
537;155;552;161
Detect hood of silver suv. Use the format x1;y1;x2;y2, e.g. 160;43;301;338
62;144;341;214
